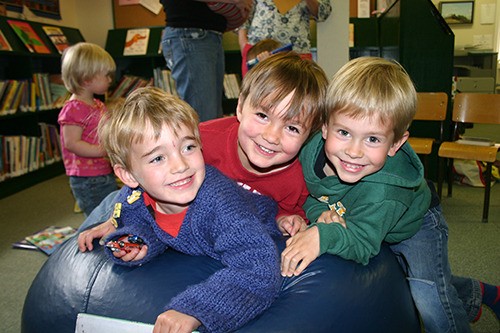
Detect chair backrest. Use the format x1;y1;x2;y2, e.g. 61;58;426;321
452;93;500;125
412;92;448;143
415;92;448;121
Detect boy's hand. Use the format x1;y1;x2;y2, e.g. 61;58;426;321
281;226;320;277
153;309;201;333
110;235;148;262
317;210;347;228
277;215;307;236
78;218;116;252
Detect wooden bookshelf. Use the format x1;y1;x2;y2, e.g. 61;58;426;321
0;16;85;199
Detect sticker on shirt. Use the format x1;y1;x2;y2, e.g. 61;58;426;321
316;195;346;217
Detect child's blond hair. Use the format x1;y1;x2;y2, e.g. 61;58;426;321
61;42;116;94
240;51;328;134
99;87;200;170
326;56;417;141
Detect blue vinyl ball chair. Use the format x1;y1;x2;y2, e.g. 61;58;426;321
22;235;421;332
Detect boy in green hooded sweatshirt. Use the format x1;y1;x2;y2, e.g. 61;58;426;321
281;56;500;333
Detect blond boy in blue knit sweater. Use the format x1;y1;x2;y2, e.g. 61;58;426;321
95;87;281;333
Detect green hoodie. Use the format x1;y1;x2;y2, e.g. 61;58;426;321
300;132;431;265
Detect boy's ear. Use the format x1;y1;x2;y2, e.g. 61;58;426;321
321;123;329;140
388;131;409;157
236;96;244;120
113;164;139;188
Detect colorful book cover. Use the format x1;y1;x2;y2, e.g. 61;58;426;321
123;28;150;56
0;29;13;51
24;226;77;255
7;20;51;54
42;26;70;54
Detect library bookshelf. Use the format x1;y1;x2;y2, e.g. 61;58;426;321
105;27;242;116
0;16;84;199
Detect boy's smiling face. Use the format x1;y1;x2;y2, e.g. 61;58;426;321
321;112;407;183
114;123;205;215
236;91;311;174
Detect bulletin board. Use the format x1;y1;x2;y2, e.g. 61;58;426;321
112;0;165;29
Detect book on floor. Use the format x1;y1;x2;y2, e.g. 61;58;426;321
11;238;38;251
23;225;77;255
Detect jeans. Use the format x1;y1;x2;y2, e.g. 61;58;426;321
69;174;117;218
161;27;224;122
390;206;481;333
77;189;119;231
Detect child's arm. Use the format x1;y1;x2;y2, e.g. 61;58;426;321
154;309;201;333
281;225;320;277
78;218;115;252
165;196;281;332
61;124;107;158
277;214;307;236
316;210;346;228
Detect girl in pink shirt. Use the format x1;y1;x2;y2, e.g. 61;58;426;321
58;43;118;216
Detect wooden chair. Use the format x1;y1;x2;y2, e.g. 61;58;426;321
407;92;448;177
438;93;500;223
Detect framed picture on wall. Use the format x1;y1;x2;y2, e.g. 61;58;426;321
439;1;474;24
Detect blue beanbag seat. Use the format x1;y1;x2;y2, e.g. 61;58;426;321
22;235;421;332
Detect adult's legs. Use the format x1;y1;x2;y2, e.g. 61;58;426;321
162;27;224;122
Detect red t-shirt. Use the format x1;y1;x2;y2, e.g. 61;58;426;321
199;116;308;220
143;192;186;237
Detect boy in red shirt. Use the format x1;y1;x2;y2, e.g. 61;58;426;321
79;52;328;247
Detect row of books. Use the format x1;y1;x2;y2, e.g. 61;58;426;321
0;20;70;54
108;75;153;100
0;122;61;182
0;74;69;116
110;69;240;101
153;68;178;96
223;73;241;99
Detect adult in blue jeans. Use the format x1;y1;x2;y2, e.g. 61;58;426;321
159;0;251;122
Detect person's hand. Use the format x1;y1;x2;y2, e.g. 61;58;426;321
153;309;201;333
280;226;320;277
77;218;116;252
316;210;346;228
277;215;307;236
256;51;272;62
233;0;252;19
110;235;148;262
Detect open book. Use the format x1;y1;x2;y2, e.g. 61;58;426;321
23;226;77;255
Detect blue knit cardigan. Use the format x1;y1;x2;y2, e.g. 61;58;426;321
105;165;282;332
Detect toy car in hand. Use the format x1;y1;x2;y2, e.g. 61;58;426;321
105;235;143;253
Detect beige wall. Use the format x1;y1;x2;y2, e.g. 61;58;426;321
5;1;500;65
433;0;499;52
